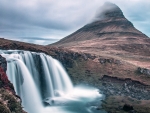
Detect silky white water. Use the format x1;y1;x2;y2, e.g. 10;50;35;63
1;50;106;113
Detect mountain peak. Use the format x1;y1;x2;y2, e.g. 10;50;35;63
95;2;124;21
52;3;148;46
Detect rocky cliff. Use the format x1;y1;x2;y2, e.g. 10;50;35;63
0;55;14;92
0;55;26;113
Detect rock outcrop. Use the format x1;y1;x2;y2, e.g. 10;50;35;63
137;67;150;76
123;104;134;112
0;55;14;93
0;55;26;113
99;75;150;100
0;55;7;72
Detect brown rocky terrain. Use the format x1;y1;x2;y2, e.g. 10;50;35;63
1;38;150;112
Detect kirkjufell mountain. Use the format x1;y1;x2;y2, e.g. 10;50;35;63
52;2;150;57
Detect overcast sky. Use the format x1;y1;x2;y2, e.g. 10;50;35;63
0;0;150;45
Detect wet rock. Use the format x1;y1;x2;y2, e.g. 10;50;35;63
98;75;150;100
84;53;96;60
99;58;106;64
0;55;7;72
0;55;26;113
106;59;113;63
114;60;121;64
82;54;88;60
0;55;15;93
0;69;15;94
85;70;92;77
123;104;133;111
137;67;150;76
96;107;102;110
98;58;121;65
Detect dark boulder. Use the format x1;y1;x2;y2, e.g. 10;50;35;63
0;55;7;72
123;104;133;111
137;67;150;76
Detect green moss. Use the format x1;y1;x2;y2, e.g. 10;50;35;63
0;104;11;113
0;88;26;113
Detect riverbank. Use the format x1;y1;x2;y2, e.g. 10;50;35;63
98;75;150;113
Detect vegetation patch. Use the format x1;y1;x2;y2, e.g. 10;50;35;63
0;88;26;113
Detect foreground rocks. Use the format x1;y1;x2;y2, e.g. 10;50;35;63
137;67;150;76
98;75;150;113
123;104;134;112
101;96;150;113
98;75;150;100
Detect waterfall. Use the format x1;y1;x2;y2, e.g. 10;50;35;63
1;50;104;113
7;58;43;113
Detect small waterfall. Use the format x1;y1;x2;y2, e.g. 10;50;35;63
39;53;73;98
1;50;104;113
6;58;42;113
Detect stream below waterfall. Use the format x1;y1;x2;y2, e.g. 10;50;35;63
1;50;106;113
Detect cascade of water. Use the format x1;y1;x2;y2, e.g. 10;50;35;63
1;50;74;112
1;50;104;113
2;50;73;98
39;53;73;96
6;58;43;113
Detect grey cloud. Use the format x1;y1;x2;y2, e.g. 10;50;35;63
0;0;150;45
19;37;59;41
1;2;74;30
0;0;101;45
4;37;59;45
119;1;150;37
